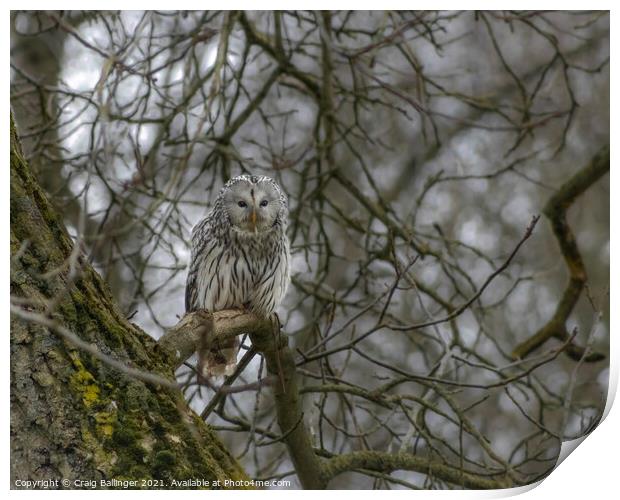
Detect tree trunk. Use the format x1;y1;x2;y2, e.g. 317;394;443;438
10;117;250;489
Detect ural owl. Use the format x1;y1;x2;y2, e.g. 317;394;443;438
185;175;291;377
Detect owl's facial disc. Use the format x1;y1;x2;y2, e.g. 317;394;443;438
225;180;281;234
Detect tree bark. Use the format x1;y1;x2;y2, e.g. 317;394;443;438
10;116;250;489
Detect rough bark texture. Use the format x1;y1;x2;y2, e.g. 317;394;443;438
10;117;249;489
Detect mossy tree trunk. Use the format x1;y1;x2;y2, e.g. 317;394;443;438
10;117;249;489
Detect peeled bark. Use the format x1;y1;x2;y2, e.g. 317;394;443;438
10;117;250;489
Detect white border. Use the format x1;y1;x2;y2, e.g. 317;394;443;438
4;5;616;498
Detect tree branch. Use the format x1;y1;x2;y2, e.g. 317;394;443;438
158;309;272;368
321;450;512;489
512;145;609;361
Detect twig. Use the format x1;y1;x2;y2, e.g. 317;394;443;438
11;304;178;390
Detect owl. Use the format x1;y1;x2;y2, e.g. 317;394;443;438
185;174;291;377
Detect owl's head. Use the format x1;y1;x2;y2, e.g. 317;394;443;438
221;175;287;234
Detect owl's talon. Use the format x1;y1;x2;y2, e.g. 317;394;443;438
269;312;282;330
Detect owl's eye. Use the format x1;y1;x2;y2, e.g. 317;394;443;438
238;201;247;208
259;199;268;208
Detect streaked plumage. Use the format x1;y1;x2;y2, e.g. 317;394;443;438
185;174;290;377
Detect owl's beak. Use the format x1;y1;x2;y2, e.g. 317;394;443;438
250;207;257;231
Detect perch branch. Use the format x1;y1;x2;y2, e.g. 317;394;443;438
159;309;272;368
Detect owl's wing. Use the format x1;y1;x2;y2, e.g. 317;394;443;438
185;218;211;312
184;271;195;313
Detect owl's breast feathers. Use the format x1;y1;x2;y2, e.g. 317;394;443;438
186;214;290;317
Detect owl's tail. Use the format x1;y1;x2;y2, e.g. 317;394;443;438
200;335;240;378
